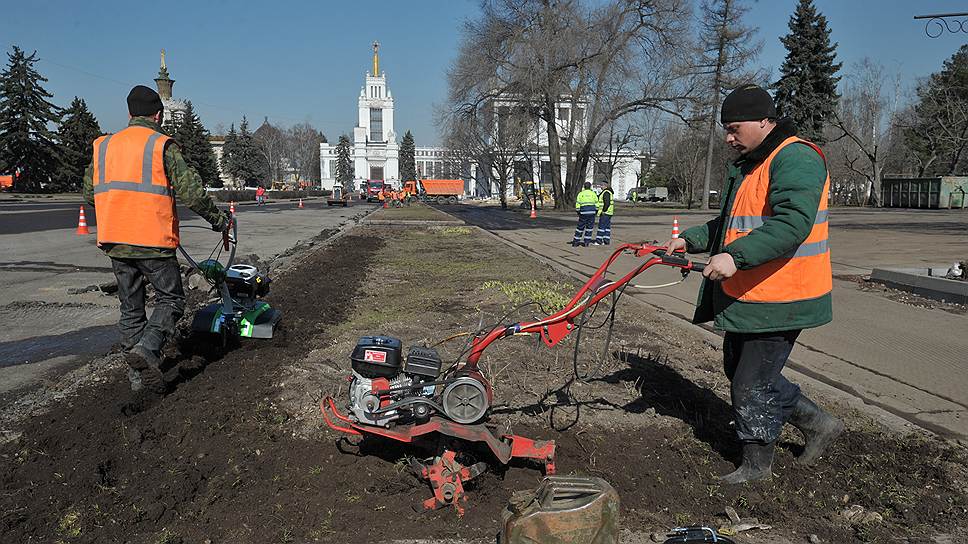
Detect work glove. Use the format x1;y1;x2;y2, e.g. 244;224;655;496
213;212;233;250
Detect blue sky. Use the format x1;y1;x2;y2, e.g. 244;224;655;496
3;0;966;145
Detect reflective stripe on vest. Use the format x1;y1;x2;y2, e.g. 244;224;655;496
576;189;598;213
720;136;832;303
91;126;178;248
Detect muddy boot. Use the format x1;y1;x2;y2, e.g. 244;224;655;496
720;441;775;484
125;345;166;395
789;395;844;465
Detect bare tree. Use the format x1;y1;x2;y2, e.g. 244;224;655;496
442;100;532;209
696;0;761;209
590;119;640;189
652;121;707;208
445;0;697;209
253;117;286;186
830;58;899;206
284;123;326;187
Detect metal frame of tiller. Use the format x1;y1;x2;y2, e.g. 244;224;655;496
321;243;705;515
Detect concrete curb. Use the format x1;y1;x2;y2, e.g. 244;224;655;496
871;267;968;304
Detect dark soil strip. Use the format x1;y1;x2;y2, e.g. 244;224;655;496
0;234;388;543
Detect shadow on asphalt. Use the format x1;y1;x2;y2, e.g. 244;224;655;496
0;324;117;368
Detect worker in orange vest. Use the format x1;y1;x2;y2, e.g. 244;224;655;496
665;85;841;484
82;85;230;399
378;190;386;205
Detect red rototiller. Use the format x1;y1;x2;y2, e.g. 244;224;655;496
321;243;705;514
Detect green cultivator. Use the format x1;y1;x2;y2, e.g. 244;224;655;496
179;215;281;345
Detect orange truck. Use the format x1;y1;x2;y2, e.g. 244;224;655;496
402;179;464;204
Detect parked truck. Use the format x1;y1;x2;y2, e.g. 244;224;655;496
402;179;464;204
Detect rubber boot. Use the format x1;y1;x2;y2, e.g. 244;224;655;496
125;344;166;395
788;395;844;465
720;441;775;484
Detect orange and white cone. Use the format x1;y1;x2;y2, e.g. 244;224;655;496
298;198;304;209
671;216;680;239
530;199;537;219
230;201;236;214
76;205;90;235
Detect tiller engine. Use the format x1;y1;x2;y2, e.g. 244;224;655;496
321;244;705;514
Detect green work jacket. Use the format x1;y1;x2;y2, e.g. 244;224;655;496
680;119;832;333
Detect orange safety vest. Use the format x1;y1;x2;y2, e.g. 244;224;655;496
378;191;385;201
91;126;178;248
721;136;831;303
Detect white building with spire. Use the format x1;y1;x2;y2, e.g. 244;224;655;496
320;43;399;191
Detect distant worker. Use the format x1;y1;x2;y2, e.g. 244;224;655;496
255;185;266;206
664;84;842;483
378;189;386;206
83;85;230;398
594;183;614;245
571;182;598;247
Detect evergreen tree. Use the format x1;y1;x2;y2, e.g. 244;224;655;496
400;130;417;181
0;46;63;192
54;97;101;191
335;134;354;194
772;0;841;143
220;123;239;186
226;116;269;186
171;101;221;187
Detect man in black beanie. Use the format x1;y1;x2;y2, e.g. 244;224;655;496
82;85;230;405
664;84;843;483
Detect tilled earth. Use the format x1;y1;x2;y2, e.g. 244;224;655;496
1;225;967;544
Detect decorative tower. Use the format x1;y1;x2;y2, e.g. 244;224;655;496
154;49;174;100
154;49;187;125
353;41;399;184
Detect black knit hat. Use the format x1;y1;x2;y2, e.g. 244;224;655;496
720;84;776;124
127;85;163;117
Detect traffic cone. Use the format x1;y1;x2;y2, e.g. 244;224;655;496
298;198;304;209
230;201;236;214
530;199;537;219
76;205;90;235
671;216;680;239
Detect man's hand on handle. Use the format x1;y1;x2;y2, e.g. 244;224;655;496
663;238;687;255
702;253;737;281
662;238;735;280
212;212;234;251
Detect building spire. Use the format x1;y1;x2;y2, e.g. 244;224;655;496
372;41;380;75
155;48;174;100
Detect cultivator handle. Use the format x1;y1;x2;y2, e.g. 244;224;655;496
465;243;707;363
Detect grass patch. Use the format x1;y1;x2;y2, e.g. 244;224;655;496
368;203;458;222
481;279;571;313
57;510;81;537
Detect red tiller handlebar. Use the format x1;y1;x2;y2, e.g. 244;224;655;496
464;243;704;368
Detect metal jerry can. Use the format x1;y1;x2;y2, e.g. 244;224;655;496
500;476;620;544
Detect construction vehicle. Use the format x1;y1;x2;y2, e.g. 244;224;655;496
321;243;706;515
402;179;464;204
180;215;281;346
366;180;389;202
327;186;350;207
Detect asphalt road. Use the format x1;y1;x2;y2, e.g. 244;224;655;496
446;202;968;440
0;198;349;234
0;196;371;396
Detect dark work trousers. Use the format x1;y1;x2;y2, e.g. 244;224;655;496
722;330;802;444
110;257;186;356
595;214;612;244
572;212;596;245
